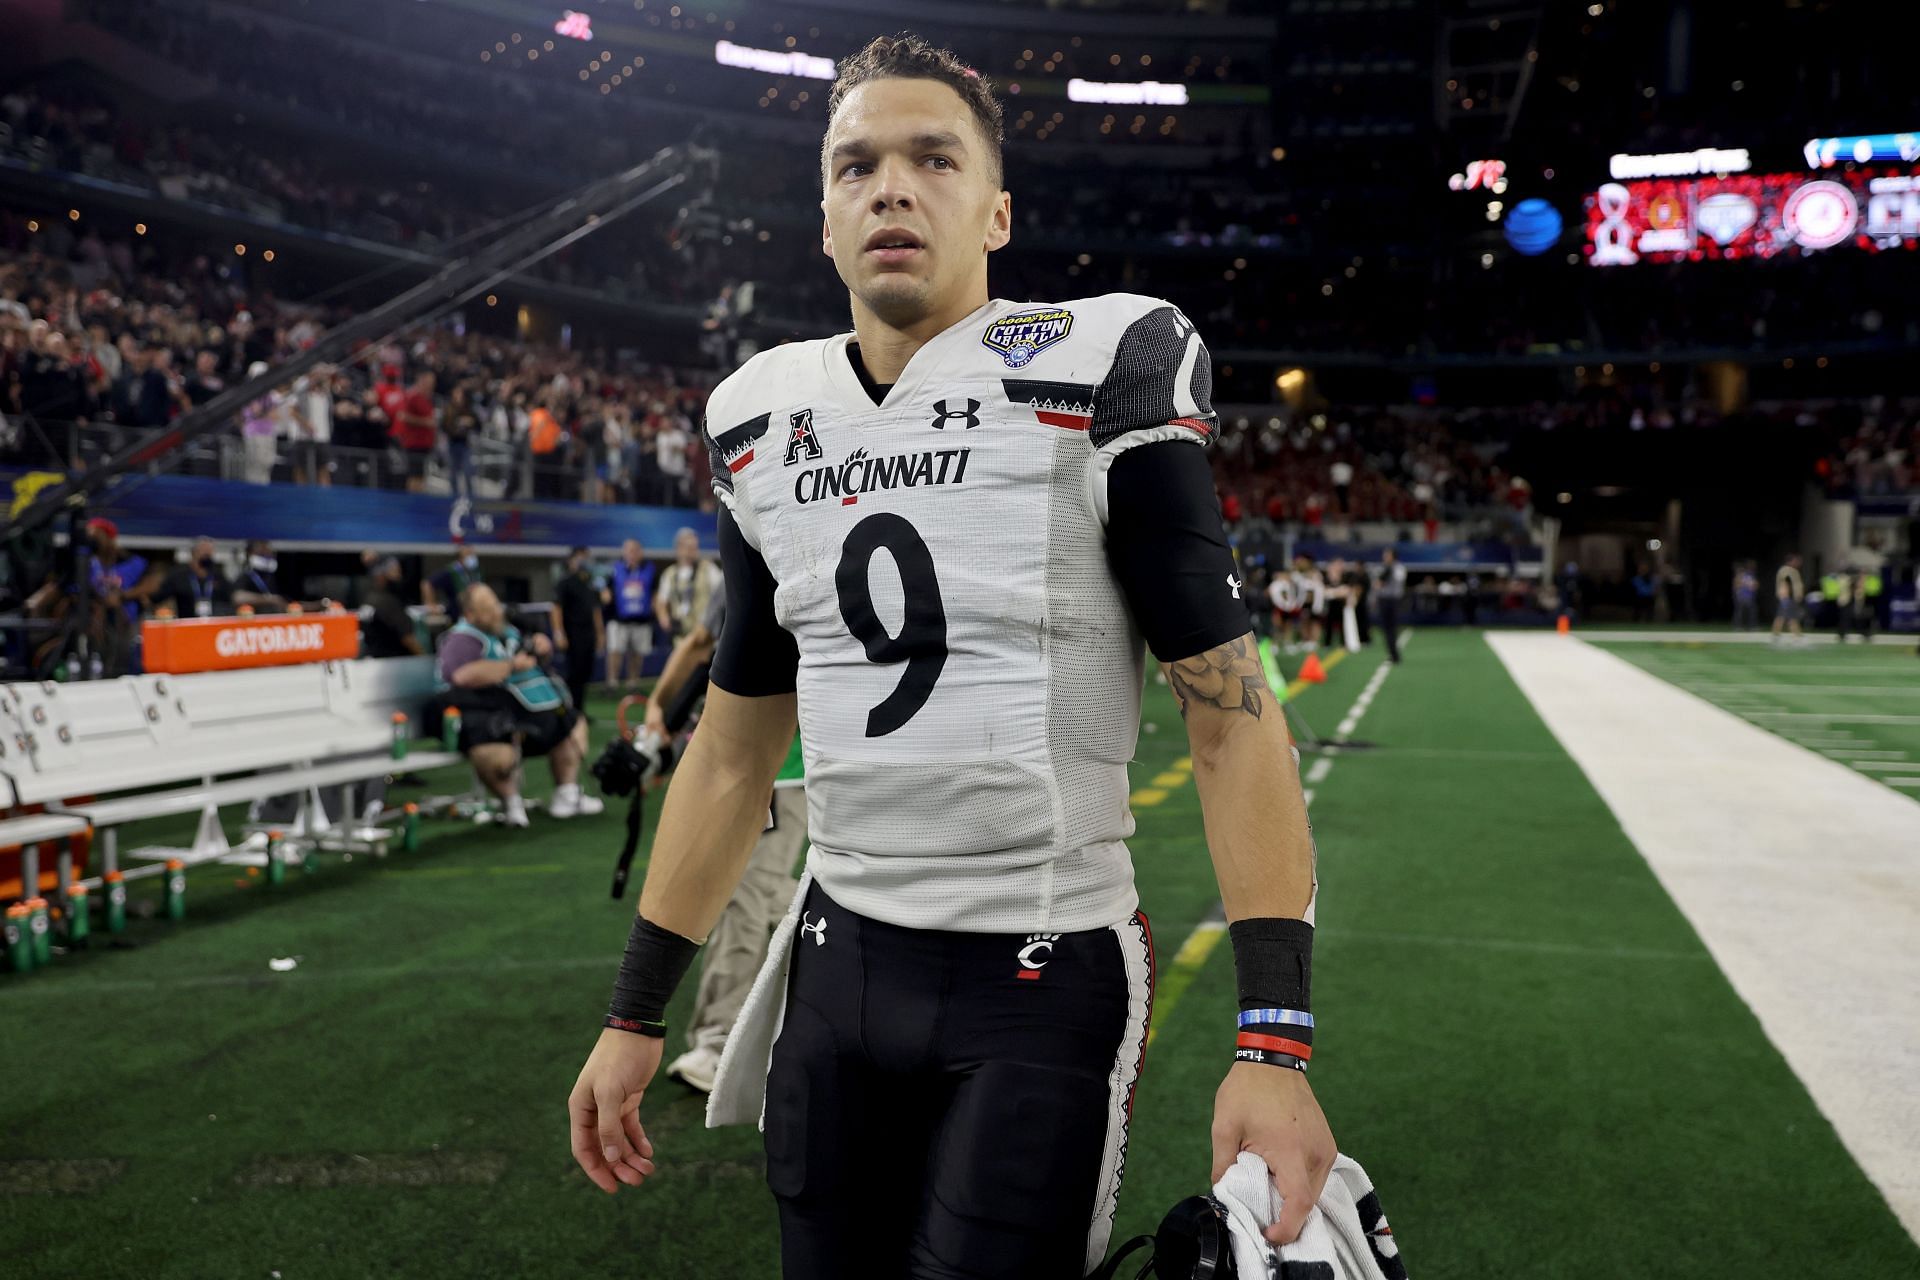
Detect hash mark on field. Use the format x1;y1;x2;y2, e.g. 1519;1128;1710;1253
1305;757;1334;784
1130;788;1168;807
0;1159;126;1196
235;1151;509;1190
1150;772;1188;788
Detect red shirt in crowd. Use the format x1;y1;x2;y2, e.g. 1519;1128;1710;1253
391;389;437;451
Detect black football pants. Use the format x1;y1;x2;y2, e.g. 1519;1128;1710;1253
764;882;1156;1280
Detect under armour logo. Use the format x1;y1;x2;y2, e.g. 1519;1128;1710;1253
800;911;828;947
1228;574;1243;599
930;398;981;430
784;409;823;465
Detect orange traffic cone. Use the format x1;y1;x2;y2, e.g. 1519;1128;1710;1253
1556;614;1571;635
1299;652;1327;684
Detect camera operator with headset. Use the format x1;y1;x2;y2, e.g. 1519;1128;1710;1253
594;567;805;1095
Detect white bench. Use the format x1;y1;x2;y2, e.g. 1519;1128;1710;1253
0;812;90;905
0;658;461;901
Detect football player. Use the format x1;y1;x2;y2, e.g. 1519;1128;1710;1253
569;33;1337;1278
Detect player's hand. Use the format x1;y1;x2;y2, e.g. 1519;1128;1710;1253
1211;1062;1337;1246
568;1027;663;1194
642;699;668;742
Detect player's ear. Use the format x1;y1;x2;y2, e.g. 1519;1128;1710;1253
821;201;835;260
985;188;1012;254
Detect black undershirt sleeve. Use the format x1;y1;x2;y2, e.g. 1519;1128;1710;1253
1104;440;1252;664
709;506;800;697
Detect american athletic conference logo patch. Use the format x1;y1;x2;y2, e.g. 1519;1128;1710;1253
982;308;1073;369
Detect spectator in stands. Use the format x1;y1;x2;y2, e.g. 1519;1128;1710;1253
239;361;278;484
551;546;605;712
391;370;438;493
654;402;693;506
605;538;656;692
423;539;484;622
157;535;232;619
287;367;332;486
528;395;563;498
436;583;603;827
232;539;288;612
361;555;421;658
654;527;721;644
443;381;479;503
183;349;225;406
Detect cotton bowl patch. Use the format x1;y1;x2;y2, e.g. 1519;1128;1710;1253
982;308;1074;369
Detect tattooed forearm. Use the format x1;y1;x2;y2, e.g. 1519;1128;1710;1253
1163;635;1265;721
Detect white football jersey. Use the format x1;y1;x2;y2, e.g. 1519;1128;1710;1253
705;294;1216;932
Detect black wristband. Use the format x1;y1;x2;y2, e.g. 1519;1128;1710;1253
1229;917;1313;1014
1234;1046;1308;1072
607;915;699;1037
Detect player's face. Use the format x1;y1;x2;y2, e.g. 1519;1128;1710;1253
821;78;1011;329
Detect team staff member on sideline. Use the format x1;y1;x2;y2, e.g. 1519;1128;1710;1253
552;546;606;713
569;35;1335;1277
605;539;657;692
423;538;484;622
1376;548;1406;664
158;536;233;619
636;585;807;1096
361;555;422;659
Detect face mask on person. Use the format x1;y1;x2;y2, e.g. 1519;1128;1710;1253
196;555;214;569
250;554;277;573
461;553;479;571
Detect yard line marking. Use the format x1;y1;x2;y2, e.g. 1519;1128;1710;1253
1821;750;1909;759
234;1151;509;1189
1305;757;1335;784
1150;771;1189;788
1130;788;1168;807
0;1159;126;1196
1850;762;1920;773
1580;630;1914;646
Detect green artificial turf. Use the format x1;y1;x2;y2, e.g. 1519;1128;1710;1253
3;639;1914;1277
1595;638;1920;795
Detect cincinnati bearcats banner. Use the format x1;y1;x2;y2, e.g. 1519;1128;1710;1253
5;471;716;554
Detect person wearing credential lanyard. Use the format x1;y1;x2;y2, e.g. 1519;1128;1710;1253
159;536;234;619
233;539;289;613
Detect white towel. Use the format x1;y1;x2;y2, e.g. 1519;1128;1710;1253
1213;1150;1407;1279
705;870;812;1129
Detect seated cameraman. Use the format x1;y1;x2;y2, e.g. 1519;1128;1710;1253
437;583;604;827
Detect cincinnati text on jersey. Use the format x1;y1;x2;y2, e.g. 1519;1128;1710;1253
793;445;973;506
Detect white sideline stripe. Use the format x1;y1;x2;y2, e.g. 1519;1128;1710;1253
1821;750;1908;759
1851;761;1920;772
1487;633;1920;1241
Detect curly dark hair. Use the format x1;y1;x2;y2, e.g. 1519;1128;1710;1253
823;33;1004;187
